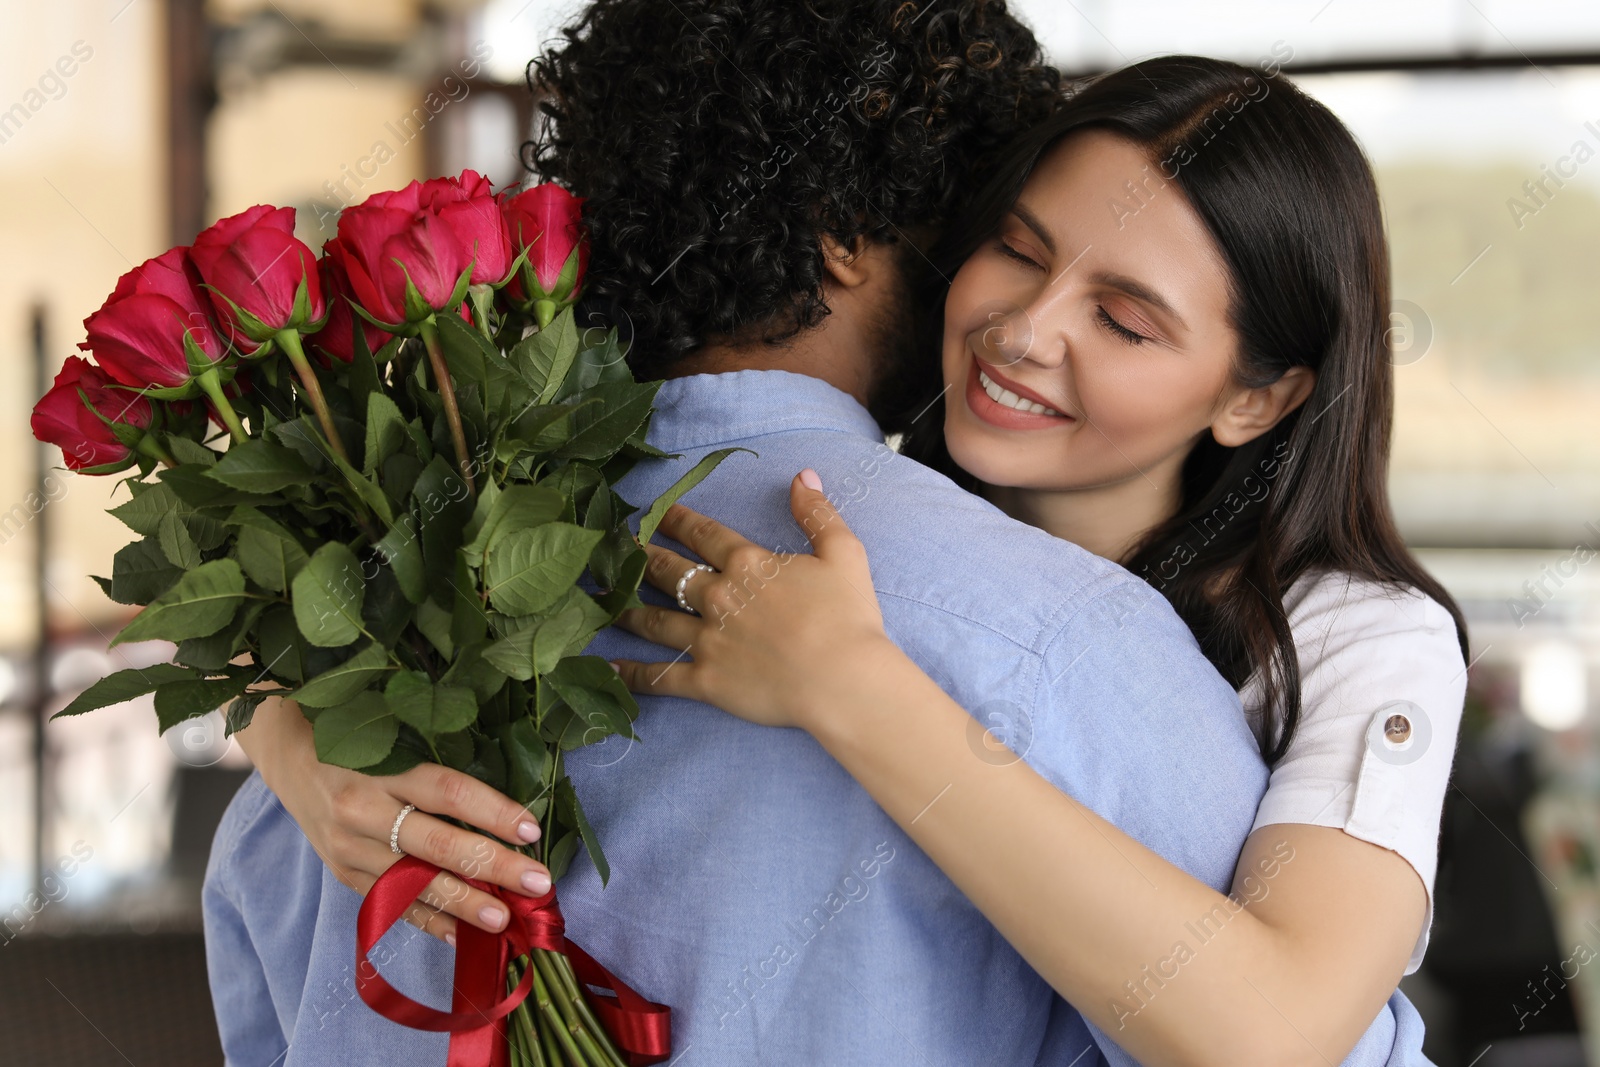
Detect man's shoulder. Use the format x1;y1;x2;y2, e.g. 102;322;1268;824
787;443;1148;654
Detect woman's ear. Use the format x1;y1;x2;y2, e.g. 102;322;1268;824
819;233;873;288
1211;367;1317;447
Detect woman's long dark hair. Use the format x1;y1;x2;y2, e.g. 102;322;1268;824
905;55;1469;763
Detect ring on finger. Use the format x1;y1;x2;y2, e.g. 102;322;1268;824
675;563;717;614
390;803;416;856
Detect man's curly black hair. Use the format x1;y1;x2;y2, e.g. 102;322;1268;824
527;0;1061;383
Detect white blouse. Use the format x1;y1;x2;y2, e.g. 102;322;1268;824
1239;569;1467;974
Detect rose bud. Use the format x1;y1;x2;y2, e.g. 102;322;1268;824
326;169;512;330
307;253;392;364
31;356;158;472
500;183;588;327
191;204;326;349
80;247;226;393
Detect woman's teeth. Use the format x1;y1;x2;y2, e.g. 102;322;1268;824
978;369;1061;417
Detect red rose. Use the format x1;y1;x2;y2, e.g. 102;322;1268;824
80;248;226;390
501;183;588;316
191;204;326;348
31;356;154;471
308;254;392;363
327;170;512;328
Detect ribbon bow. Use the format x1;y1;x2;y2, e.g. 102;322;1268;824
356;855;671;1066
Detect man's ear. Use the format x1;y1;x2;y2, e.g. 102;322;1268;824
819;233;873;288
1211;366;1317;447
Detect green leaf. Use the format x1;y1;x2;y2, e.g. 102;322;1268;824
464;733;508;792
208;439;314;494
365;734;428;776
440;639;509;702
224;693;265;737
485;590;610;680
232;510;311;593
411;455;475;605
511;310;580;403
461;485;563;561
164;436;218;466
156;509;202;568
384;670;477;738
159;464;280;509
292;543;367;648
52;664;196;718
415;597;454;660
110;482;182;536
105;538;182;605
483;523;604;616
113;559;247;646
546;655;641;747
294;641;391;707
557;777;608;885
327;440;395;526
374;520;427;604
257;605;305;683
596;547;649;618
176;599;266;672
553;380;659;462
313;689;397;769
363;391;408;477
433;311;493;388
500;717;552;807
154;674;252;733
637;447;750;545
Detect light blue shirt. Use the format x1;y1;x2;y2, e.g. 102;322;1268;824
203;369;1431;1066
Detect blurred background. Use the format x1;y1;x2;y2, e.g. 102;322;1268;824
2;1;1598;1063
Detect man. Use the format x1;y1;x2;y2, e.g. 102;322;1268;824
203;3;1409;1064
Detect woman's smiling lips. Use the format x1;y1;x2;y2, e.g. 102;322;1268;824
963;355;1074;430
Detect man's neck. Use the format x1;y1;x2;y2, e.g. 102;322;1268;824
664;314;877;411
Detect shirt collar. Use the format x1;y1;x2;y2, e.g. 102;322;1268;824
643;369;886;451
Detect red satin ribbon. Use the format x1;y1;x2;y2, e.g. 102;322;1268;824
356;855;672;1066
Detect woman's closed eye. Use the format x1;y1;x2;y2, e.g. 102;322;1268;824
1095;305;1150;345
995;239;1045;271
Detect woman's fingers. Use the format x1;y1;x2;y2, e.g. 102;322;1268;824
394;808;552;898
345;867;459;945
655;503;755;568
641;542;697;600
398;763;542;848
616;604;702;651
611;657;700;700
790;469;863;562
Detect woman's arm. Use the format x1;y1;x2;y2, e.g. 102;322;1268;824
611;474;1428;1067
233;697;553;943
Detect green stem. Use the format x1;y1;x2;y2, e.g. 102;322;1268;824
195;367;247;443
537;950;624;1067
275;329;350;465
135;435;179;467
510;959;548;1067
530;961;587;1066
418;317;476;495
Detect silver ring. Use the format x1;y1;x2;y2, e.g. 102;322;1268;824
389;803;416;856
675;563;716;614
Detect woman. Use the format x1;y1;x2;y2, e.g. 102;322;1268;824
237;57;1466;1066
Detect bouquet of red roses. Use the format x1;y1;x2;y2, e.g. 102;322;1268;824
35;170;721;1066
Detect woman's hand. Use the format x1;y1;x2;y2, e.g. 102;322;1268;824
611;469;902;731
234;699;552;945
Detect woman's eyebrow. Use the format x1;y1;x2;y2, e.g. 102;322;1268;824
1009;202;1056;254
1090;271;1187;330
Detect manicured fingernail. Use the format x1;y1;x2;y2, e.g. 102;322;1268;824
517;820;541;843
799;468;823;491
478;905;506;929
445;932;457;948
609;661;622;674
521;870;552;895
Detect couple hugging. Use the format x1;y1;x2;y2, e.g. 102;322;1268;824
205;1;1467;1064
